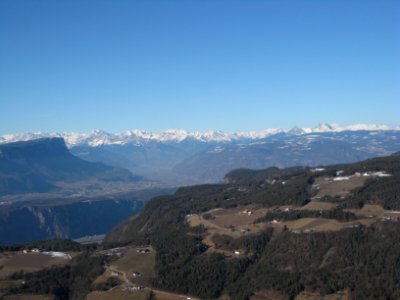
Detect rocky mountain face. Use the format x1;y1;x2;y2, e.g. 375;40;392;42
0;188;174;245
0;196;141;245
0;138;139;196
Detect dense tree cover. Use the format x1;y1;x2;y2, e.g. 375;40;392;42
148;222;400;299
224;166;309;185
230;223;400;299
347;174;400;209
7;252;106;299
211;229;273;254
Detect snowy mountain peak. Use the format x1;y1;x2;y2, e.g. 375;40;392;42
0;123;398;147
313;123;341;132
287;126;306;135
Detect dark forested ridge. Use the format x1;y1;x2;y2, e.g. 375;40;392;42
102;155;400;299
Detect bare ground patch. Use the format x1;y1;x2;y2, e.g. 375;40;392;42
94;246;156;287
0;253;70;278
282;217;374;233
87;287;151;300
300;201;337;211
295;290;350;300
314;176;367;198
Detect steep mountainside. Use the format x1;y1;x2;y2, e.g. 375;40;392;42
0;138;138;196
0;188;173;245
105;155;400;299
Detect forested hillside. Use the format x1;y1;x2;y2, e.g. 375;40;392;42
103;155;400;299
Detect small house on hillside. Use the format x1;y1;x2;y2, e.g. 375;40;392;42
132;272;141;278
136;248;151;254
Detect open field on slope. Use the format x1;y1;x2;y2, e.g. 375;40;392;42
295;290;350;300
188;202;400;253
153;289;200;300
110;247;155;286
87;288;199;300
0;253;71;278
188;204;368;248
314;176;367;198
210;205;269;226
251;289;286;300
87;287;150;300
94;246;155;287
345;204;400;220
188;205;270;254
280;218;374;232
300;201;337;211
345;204;385;216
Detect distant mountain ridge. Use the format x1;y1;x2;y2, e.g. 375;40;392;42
1;123;398;147
0;138;137;196
1;125;400;185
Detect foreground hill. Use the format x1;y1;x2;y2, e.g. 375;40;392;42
0;138;139;196
104;154;400;299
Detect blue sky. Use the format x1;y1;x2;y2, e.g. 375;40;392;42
0;0;399;134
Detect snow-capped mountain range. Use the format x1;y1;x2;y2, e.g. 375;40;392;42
0;123;398;147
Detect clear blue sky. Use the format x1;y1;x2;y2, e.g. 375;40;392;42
0;0;399;134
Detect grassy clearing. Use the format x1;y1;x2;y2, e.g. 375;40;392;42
87;288;198;300
189;202;394;245
300;201;337;211
93;268;113;285
188;206;270;254
0;253;69;278
314;176;367;198
87;287;150;300
295;290;350;300
281;217;374;232
346;204;385;217
153;289;199;300
211;205;269;227
251;289;286;300
110;247;155;286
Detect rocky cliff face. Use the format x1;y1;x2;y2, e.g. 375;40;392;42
0;197;142;245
